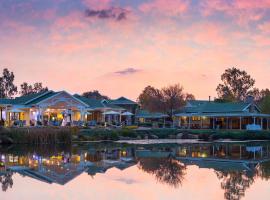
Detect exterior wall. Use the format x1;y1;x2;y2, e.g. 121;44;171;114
87;111;103;122
174;115;270;130
23;110;30;126
72;111;81;121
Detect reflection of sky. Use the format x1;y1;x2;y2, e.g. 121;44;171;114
1;165;270;200
1;0;270;100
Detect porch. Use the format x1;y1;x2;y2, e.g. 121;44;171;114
174;113;270;130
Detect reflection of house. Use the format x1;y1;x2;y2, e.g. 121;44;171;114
0;90;138;126
173;98;270;130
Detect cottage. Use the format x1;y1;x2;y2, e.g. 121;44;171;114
0;90;138;127
173;98;270;130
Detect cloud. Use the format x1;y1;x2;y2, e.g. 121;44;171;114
200;0;270;25
85;7;128;21
139;0;189;16
115;67;141;75
82;0;112;9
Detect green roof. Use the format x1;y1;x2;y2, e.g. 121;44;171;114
177;100;252;114
14;91;51;105
110;97;137;105
25;91;59;105
136;110;168;118
0;98;14;105
74;95;105;109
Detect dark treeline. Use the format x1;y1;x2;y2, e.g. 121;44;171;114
0;68;48;98
1;66;270;113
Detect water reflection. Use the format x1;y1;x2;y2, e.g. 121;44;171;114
0;142;270;199
138;158;186;187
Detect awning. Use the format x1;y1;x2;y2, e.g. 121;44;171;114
121;111;134;116
8;108;24;113
104;111;120;115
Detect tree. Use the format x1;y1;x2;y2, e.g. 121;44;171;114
0;68;17;98
216;67;255;101
138;84;195;118
260;94;270;114
20;82;48;96
162;84;186;117
138;158;186;188
0;172;13;192
82;90;109;100
137;86;164;113
185;93;195;101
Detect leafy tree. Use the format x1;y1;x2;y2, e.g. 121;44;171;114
20;82;48;96
185;93;195;101
162;84;186;117
0;68;17;98
216;67;255;101
137;85;164;113
260;94;270;114
82;90;109;100
138;84;195;118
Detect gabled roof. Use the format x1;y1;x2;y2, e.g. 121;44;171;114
136;110;168;118
176;100;259;114
73;95;105;109
25;91;59;105
14;91;50;105
109;97;137;105
0;98;14;105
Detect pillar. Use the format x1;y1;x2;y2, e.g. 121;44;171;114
188;116;191;129
239;145;242;159
253;117;256;124
200;117;203;129
267;118;269;130
212;118;215;129
261;118;263;129
239;117;242;130
226;117;229;129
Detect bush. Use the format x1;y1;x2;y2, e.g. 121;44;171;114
0;127;72;144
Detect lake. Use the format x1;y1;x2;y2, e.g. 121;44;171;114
1;141;270;200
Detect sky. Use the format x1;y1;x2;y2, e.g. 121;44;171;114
0;0;270;100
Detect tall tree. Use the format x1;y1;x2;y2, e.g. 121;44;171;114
82;90;109;100
138;84;195;118
137;86;164;113
162;84;186;117
0;68;17;98
20;82;48;96
216;67;255;101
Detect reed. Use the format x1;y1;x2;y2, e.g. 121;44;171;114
0;127;73;144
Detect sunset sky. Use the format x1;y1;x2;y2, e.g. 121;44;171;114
0;0;270;100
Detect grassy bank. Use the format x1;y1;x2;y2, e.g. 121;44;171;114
0;127;72;144
189;130;270;141
1;127;270;144
76;128;179;141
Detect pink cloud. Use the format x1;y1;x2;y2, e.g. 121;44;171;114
139;0;189;16
258;21;270;33
200;0;270;25
82;0;113;9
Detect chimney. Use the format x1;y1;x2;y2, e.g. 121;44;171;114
245;95;255;113
209;96;211;102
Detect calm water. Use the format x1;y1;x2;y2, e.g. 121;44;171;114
1;141;270;200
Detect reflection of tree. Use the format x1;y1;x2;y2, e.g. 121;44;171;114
138;158;186;188
256;161;270;180
0;172;13;192
215;170;255;200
